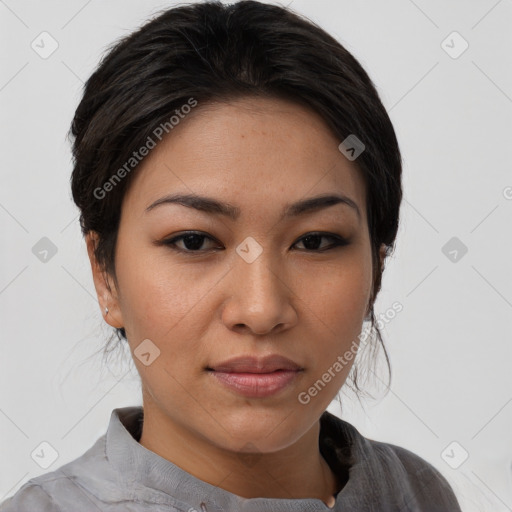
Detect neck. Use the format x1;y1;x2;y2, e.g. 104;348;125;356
138;405;340;506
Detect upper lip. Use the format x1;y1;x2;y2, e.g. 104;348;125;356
208;354;303;373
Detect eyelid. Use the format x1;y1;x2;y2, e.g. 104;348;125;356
158;230;349;254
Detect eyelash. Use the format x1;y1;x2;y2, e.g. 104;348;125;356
159;231;349;254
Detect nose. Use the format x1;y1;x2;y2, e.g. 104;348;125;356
221;249;298;336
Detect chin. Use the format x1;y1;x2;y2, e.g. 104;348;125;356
206;409;307;453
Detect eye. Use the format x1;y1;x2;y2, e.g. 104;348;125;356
161;231;220;252
159;231;349;254
293;232;349;251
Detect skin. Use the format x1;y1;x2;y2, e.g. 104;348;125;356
87;96;386;508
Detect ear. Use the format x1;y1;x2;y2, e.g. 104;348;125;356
85;231;124;329
365;243;388;320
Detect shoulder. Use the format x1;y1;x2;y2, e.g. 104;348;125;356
0;480;61;512
0;434;116;512
369;439;448;482
321;413;461;511
364;437;462;511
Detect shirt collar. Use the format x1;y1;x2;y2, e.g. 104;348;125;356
106;405;371;512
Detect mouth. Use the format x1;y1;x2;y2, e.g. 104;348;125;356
206;366;301;373
207;368;303;398
205;352;304;398
207;354;304;374
206;354;304;398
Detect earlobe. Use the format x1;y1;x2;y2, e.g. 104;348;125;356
102;302;124;329
85;232;124;329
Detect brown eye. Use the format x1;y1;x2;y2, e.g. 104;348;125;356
293;233;349;251
161;232;221;253
159;231;348;254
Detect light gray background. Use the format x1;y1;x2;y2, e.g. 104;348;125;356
1;1;511;510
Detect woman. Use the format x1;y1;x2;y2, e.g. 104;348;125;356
0;1;462;510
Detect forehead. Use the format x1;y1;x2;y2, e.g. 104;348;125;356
121;96;367;223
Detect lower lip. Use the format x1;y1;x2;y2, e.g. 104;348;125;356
210;370;301;398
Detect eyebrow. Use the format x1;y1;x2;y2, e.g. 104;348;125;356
145;192;361;221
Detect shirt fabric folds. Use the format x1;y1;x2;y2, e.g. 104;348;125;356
0;405;461;511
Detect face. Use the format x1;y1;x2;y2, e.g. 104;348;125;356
88;96;384;454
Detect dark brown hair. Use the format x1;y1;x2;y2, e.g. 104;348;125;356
70;0;402;398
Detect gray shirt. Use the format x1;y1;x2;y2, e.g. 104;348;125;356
0;406;461;511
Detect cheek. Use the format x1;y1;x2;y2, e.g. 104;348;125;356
297;254;373;335
115;245;223;362
294;257;372;407
114;242;192;337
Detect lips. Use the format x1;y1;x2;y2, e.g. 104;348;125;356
206;354;304;398
207;354;303;374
